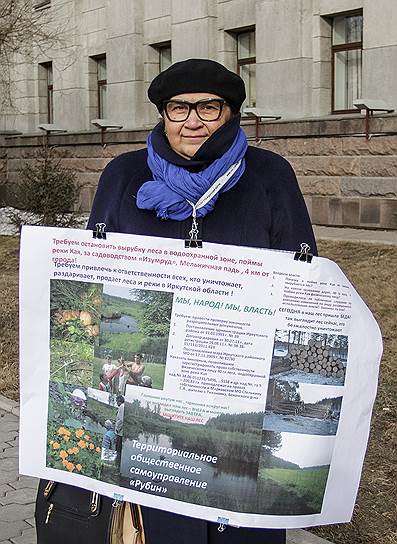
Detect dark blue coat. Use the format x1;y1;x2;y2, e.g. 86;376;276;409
88;146;316;255
88;144;316;544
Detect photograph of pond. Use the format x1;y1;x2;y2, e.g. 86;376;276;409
49;279;102;386
116;391;264;512
270;329;348;386
263;379;343;435
94;285;172;392
257;430;334;515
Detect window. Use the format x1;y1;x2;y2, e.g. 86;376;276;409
40;62;53;123
332;13;363;112
158;43;172;72
236;30;256;109
94;55;107;118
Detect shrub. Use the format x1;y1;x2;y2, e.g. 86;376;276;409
8;145;81;229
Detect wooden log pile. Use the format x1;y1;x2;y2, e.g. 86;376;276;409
285;339;345;378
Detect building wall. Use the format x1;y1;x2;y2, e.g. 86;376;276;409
1;1;397;230
2;0;397;133
2;115;397;229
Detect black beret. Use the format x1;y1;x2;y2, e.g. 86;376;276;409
148;58;246;112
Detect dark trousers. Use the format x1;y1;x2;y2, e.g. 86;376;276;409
115;434;122;466
141;506;286;544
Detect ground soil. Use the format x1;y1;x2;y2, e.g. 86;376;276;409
0;235;19;399
0;236;395;543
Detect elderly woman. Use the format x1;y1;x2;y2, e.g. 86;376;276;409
88;59;316;544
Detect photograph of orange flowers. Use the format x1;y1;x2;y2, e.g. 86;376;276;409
47;423;102;477
46;381;102;477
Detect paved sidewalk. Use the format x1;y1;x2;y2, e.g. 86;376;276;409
314;225;397;245
0;397;334;544
0;400;37;544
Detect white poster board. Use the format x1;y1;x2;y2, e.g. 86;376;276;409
19;226;382;529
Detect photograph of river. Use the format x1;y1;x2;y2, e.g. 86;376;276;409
116;393;264;511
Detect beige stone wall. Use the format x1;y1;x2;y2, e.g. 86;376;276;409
2;116;397;229
0;137;7;198
263;136;397;229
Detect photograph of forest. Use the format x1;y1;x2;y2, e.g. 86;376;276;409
263;379;343;435
271;330;348;386
257;430;334;515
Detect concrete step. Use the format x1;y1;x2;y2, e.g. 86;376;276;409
287;529;334;544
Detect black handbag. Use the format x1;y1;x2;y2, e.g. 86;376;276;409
35;479;144;544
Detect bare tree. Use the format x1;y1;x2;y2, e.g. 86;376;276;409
0;0;71;112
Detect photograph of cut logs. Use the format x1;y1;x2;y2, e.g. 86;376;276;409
270;330;348;386
263;379;343;435
49;280;103;387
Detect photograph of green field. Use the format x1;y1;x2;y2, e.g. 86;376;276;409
49;280;102;386
257;430;334;515
119;393;263;511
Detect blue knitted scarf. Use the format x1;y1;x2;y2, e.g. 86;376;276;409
136;127;248;221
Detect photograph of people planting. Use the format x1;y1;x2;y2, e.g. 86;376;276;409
93;285;173;392
270;330;348;386
46;381;102;478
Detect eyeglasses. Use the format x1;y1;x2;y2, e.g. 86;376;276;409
163;98;227;122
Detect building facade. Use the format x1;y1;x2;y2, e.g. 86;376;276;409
1;0;397;230
2;0;397;133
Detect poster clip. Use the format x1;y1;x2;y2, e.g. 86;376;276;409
217;517;229;532
112;493;124;507
184;212;202;248
93;222;107;240
294;242;313;263
185;239;203;249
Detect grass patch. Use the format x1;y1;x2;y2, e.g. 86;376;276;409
102;293;144;319
99;331;145;353
0;236;19;399
143;362;166;389
2;235;396;543
50;339;93;387
86;397;117;425
258;466;329;514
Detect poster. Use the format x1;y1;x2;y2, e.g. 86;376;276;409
19;226;382;529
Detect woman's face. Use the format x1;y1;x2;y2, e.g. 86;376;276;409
163;92;233;159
